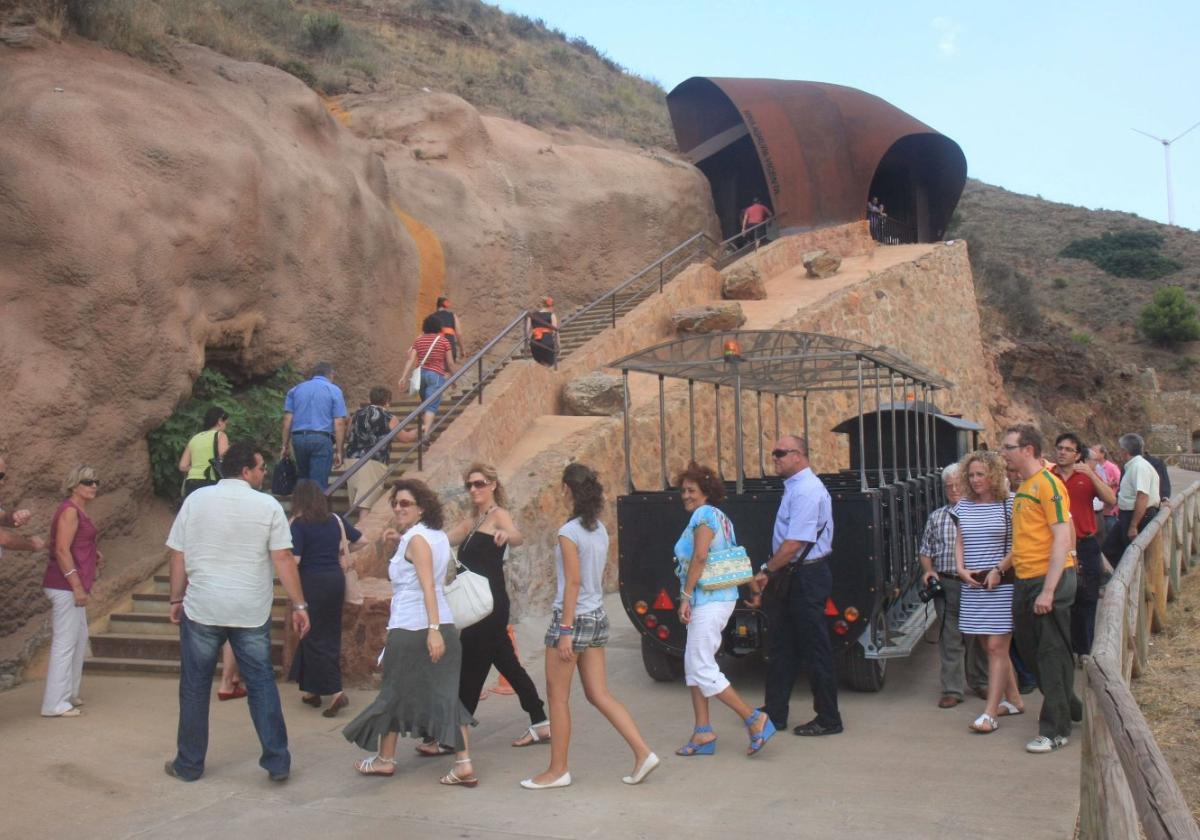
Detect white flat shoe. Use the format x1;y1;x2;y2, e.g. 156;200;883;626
70;697;84;707
42;708;82;718
622;752;660;785
520;772;571;790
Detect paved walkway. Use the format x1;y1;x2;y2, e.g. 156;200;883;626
0;594;1078;839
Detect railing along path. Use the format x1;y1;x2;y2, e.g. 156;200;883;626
326;222;772;503
1080;481;1200;838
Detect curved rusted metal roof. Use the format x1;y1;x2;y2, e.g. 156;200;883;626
667;77;967;241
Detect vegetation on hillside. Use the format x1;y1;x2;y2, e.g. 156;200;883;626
147;364;300;501
26;0;673;147
1140;287;1200;347
1061;230;1182;280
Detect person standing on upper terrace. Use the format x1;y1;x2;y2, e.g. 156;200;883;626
430;296;464;362
280;362;348;490
740;196;773;243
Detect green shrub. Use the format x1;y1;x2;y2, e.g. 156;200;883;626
302;10;342;50
147;364;299;501
1138;287;1200;347
1052;277;1069;289
276;58;317;87
1061;230;1182;279
1070;331;1094;346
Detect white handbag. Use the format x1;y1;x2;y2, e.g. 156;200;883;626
443;562;493;629
409;336;442;395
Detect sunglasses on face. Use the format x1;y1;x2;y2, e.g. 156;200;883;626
464;479;490;490
391;498;417;509
770;448;800;459
79;479;101;487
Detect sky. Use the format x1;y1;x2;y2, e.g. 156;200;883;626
494;0;1200;230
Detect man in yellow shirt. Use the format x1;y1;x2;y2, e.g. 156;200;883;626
994;425;1080;754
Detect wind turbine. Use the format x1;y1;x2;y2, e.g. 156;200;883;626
1132;119;1200;226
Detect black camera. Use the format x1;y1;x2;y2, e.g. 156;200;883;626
919;576;945;603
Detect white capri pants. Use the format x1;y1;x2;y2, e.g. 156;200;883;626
41;588;89;716
684;600;736;697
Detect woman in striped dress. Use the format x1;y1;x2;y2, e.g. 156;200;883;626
953;451;1025;733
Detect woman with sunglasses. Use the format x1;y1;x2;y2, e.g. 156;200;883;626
343;479;478;786
521;463;658;789
40;466;103;717
418;463;549;757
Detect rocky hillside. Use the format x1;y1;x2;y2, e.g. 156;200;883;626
951;179;1200;444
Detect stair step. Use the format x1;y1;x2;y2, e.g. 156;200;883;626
109;612;283;635
90;633;283;664
83;657;281;676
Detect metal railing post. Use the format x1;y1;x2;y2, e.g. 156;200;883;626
623;369;634;494
416;414;424;472
658;374;668;490
477;357;483;404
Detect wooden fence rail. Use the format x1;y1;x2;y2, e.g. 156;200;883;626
1079;482;1200;839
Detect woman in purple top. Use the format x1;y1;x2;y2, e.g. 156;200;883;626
41;465;103;717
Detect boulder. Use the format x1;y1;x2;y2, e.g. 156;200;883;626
721;265;766;300
563;372;626;416
803;249;842;278
672;303;747;334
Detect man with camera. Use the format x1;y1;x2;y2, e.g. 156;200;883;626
918;464;988;708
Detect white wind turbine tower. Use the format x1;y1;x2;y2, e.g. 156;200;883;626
1132;119;1200;226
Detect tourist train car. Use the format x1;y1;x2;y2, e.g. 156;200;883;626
612;331;982;691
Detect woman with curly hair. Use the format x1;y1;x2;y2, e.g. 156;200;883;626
673;462;773;757
342;478;478;786
521;463;658;789
953;450;1024;734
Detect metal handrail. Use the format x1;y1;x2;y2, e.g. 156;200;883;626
329;224;766;504
325;308;532;498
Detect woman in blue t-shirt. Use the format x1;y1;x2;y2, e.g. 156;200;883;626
673;462;774;757
520;463;658;790
289;479;366;717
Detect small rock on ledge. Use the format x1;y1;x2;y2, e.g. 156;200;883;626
672;303;747;334
721;264;766;300
563;372;626;416
802;250;842;278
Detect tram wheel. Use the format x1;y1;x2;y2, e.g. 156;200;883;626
842;614;887;692
641;635;684;682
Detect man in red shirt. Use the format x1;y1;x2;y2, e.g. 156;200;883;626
1050;433;1115;657
740;197;773;244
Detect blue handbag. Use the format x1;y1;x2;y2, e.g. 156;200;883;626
697;511;754;591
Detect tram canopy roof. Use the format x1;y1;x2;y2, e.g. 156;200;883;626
609;331;953;395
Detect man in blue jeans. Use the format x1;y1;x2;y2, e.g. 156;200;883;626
280;362;348;489
164;442;310;782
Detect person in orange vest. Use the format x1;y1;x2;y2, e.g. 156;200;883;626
527;297;558;367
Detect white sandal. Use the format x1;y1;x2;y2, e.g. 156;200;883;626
969;713;999;734
355;754;396;776
440;757;478;787
998;699;1024;717
512;721;551;747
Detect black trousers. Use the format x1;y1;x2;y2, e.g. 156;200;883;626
458;615;546;725
1101;507;1158;567
763;560;841;729
1013;569;1079;739
288;567;345;695
1070;535;1102;655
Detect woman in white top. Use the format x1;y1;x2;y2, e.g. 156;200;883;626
342;479;478;786
520;463;659;790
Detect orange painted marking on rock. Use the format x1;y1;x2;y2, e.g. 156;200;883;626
392;203;445;333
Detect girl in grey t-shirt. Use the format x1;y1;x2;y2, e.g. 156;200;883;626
520;464;659;790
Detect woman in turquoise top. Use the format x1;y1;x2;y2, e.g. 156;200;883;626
674;462;775;757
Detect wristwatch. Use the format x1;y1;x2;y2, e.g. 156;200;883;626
428;624;440;631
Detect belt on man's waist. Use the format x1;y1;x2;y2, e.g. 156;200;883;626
937;571;959;580
293;430;332;438
785;555;829;570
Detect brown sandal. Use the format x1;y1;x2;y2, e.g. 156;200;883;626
415;740;454;757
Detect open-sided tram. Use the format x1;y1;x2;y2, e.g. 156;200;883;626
611;331;982;691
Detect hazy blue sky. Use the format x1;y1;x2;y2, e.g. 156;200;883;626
494;1;1200;230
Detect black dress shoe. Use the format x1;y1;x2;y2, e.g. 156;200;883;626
268;769;290;782
793;720;843;736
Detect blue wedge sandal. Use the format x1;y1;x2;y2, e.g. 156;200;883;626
675;725;717;756
746;710;776;756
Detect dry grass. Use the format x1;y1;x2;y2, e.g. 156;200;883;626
13;0;673;147
1131;568;1200;824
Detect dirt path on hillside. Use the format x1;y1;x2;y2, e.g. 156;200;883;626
1131;567;1200;824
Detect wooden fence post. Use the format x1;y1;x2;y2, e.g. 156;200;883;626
1149;531;1168;633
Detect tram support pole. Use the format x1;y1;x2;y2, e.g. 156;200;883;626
903;376;912;481
658;374;668;490
733;367;745;495
622;369;633;494
774;393;780;442
912;379;922;479
874;368;885;486
715;384;722;478
688;379;696;463
889;371;899;483
856;358;868;493
803;394;809;452
757;391;766;478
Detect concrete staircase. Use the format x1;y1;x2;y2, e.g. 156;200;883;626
83;573;287;676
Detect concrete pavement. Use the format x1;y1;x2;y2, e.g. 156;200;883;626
0;594;1079;839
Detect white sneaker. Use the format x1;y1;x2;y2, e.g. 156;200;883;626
1026;735;1068;754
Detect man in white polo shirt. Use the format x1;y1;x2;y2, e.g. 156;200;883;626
164;441;310;782
1101;433;1161;569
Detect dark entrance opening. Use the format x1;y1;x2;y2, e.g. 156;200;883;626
867;134;965;243
697;134;772;239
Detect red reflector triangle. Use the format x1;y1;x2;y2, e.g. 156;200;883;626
824;597;839;617
653;589;675;611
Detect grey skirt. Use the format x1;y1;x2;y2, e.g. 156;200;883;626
342;626;477;752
